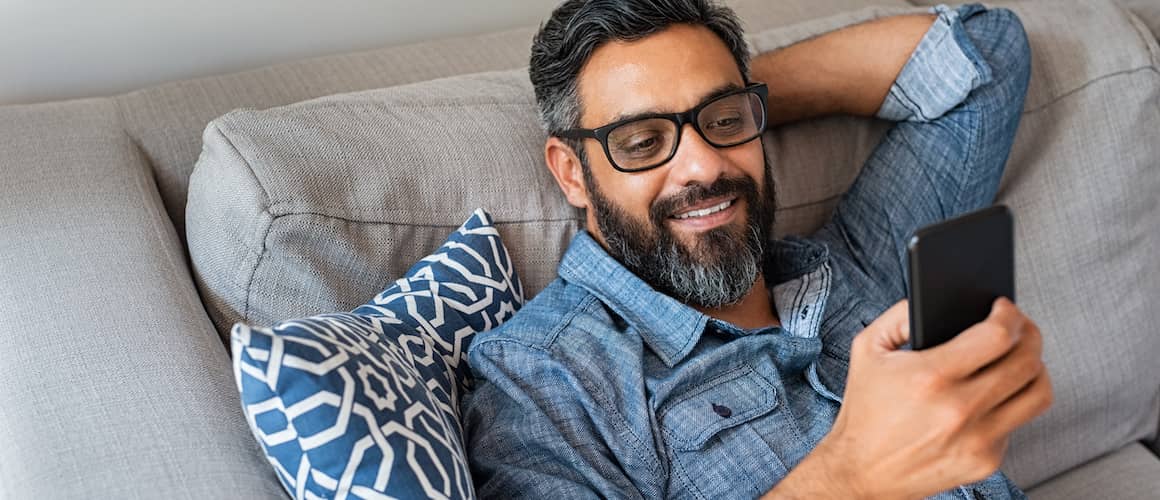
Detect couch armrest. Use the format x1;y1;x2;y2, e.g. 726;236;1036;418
0;99;283;498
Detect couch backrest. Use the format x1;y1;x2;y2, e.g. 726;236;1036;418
111;0;909;238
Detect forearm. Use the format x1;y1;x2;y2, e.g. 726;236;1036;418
759;436;868;500
751;14;936;126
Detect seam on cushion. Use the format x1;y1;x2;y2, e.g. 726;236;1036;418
777;193;844;211
218;113;277;205
243;218;276;323
263;211;582;228
211;120;275;324
1023;65;1159;115
290;98;535;113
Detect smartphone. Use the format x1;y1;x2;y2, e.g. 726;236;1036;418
907;205;1015;350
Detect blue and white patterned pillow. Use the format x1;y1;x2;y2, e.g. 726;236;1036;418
231;209;523;500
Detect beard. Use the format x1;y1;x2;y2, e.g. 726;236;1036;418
584;160;775;309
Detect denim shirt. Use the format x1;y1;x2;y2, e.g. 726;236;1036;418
462;4;1032;499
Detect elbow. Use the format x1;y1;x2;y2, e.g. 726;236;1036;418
964;6;1033;112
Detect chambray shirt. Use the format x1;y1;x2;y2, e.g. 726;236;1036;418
462;4;1032;499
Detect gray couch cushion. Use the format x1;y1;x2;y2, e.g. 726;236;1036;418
116;27;537;237
1025;443;1160;500
0;99;284;498
118;0;907;238
187;71;579;341
186;0;1159;492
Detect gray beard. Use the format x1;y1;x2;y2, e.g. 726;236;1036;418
584;165;773;309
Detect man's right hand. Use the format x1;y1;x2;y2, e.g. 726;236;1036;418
766;298;1053;500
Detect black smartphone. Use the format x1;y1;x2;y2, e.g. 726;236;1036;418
907;205;1015;350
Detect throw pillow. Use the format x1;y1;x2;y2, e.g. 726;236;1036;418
231;209;522;500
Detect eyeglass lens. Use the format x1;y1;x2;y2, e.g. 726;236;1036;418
606;91;764;171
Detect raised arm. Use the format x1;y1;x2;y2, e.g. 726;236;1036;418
816;3;1030;300
753;4;1042;499
751;13;937;126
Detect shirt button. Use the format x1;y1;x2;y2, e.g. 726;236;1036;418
712;403;732;418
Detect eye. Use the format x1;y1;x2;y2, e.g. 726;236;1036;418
619;133;662;156
706;116;742;130
608;118;674;164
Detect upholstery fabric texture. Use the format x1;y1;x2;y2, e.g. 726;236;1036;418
0;99;285;498
187;0;1160;492
233;209;521;500
186;71;581;340
1024;443;1160;500
123;0;907;238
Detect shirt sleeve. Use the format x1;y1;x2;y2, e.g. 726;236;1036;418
814;3;1032;301
875;4;994;122
460;339;655;500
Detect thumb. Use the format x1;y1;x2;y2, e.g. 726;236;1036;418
859;300;911;354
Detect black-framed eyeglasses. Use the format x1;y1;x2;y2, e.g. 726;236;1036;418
558;82;768;173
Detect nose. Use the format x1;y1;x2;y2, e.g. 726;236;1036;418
666;123;729;187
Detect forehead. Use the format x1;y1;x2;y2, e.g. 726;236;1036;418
576;23;745;128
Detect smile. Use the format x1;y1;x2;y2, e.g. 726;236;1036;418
672;199;734;220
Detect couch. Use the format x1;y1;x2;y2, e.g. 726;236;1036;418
1;0;1157;498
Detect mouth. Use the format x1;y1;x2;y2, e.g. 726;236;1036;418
668;196;739;230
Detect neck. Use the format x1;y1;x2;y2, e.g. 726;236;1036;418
693;273;779;330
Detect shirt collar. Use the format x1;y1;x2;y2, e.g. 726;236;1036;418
557;230;830;367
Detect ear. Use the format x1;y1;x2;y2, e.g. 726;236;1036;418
544;136;591;209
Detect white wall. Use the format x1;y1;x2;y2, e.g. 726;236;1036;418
0;0;558;106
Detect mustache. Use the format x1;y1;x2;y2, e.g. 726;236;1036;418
649;176;760;222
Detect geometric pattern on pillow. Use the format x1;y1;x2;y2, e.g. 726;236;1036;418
232;209;523;500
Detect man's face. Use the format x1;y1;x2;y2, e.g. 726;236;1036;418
557;23;773;307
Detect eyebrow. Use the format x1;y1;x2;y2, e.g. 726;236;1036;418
604;81;745;125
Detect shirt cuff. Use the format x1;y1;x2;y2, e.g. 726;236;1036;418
876;3;995;122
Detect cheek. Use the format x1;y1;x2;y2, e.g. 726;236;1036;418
617;176;666;220
726;141;767;181
590;160;667;216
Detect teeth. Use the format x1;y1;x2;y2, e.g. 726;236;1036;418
674;199;733;220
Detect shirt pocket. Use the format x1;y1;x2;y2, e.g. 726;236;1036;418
656;364;792;499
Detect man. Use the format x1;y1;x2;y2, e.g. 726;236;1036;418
462;0;1053;498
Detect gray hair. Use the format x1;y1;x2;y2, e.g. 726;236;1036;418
529;0;750;161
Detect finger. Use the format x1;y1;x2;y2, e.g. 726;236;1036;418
962;320;1044;415
975;369;1053;443
856;300;910;354
925;298;1026;379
